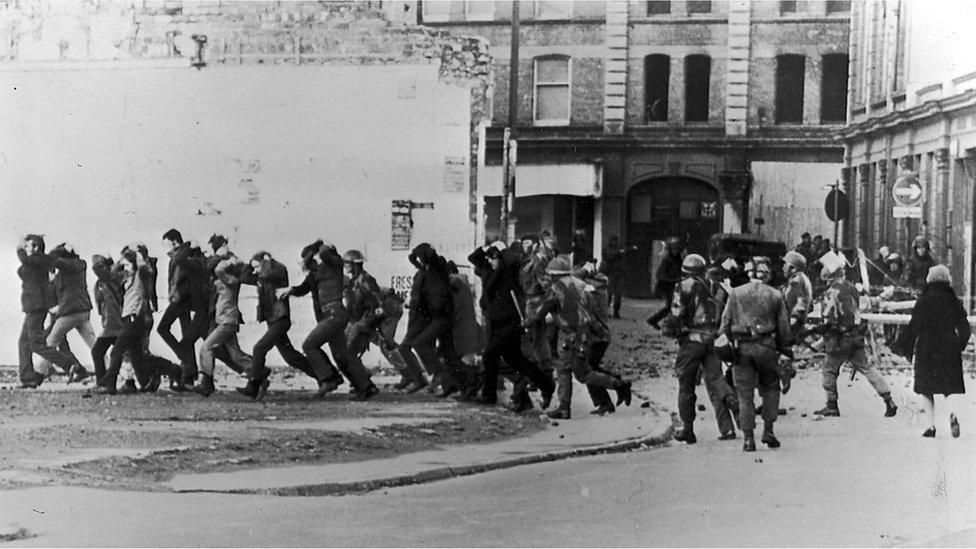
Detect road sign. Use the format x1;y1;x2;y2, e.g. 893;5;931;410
892;173;923;207
893;205;922;219
824;189;849;222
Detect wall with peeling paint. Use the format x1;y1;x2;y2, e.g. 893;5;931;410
0;62;477;366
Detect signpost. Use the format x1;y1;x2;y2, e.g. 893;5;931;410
824;182;848;247
891;173;923;218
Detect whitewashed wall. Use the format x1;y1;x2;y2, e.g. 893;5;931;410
0;63;477;366
750;161;843;247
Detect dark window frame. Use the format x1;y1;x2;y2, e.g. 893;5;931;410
684;54;711;123
775;54;805;124
686;1;712;14
821;53;850;123
644;54;671;122
646;1;671;15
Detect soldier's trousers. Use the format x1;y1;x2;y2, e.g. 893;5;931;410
731;342;781;431
674;341;737;434
822;346;889;402
555;340;625;411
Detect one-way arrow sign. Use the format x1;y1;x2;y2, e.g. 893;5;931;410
892;173;923;207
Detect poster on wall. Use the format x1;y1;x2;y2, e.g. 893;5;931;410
442;156;467;193
391;199;413;251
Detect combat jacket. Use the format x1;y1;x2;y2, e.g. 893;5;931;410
344;270;381;323
533;274;610;345
819;279;865;350
672;275;725;344
781;271;813;324
719;280;790;350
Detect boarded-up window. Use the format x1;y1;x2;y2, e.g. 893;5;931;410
687;1;711;14
821;54;849;123
684;55;710;123
645;54;670;122
779;0;797;13
775;54;805;124
826;1;851;13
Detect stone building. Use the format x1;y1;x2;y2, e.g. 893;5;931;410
840;0;976;303
416;0;851;295
0;1;490;364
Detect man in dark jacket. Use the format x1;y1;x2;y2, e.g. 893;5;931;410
600;236;637;319
17;234;77;387
91;254;123;385
38;243;96;383
280;240;377;399
398;243;477;397
906;235;937;291
236;251;316;400
157;229;209;385
469;242;555;408
647;237;684;329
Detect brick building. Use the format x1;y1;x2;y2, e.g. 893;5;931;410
839;0;976;304
417;0;851;295
0;1;490;364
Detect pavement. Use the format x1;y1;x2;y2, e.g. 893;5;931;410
162;377;672;495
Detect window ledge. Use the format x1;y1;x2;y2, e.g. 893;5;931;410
532;120;572;127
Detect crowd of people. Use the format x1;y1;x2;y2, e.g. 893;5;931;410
14;229;633;419
15;226;968;444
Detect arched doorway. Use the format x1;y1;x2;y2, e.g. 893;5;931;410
625;177;721;297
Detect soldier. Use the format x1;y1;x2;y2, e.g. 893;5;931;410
236;251;317;400
520;234;557;380
575;261;628;416
814;264;898;418
525;256;632;420
647;237;684;330
667;254;738;444
779;250;813;394
719;259;791;451
192;254;253;397
469;242;554;407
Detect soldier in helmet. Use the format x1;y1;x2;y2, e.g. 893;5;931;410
668;254;738;444
779;251;813;394
647;237;685;330
719;258;791;451
342;249;410;399
524;256;632;419
814;264;898;418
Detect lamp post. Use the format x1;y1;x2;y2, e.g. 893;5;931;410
500;0;520;244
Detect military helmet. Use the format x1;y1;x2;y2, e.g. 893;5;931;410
783;250;807;271
681;254;706;276
342;249;365;263
546;256;572;275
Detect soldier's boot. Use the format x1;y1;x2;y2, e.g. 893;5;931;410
673;422;697;444
192;374;215;397
743;430;757;452
814;401;840;417
546;370;573;419
882;393;898;417
761;421;781;448
615;380;633;407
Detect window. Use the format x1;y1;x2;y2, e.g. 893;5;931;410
421;0;451;22
775;54;805;124
535;0;572;19
779;0;797;14
534;56;571;125
821;54;849;123
684;55;711;123
687;1;711;14
464;0;494;20
645;55;670;122
826;0;851;13
646;1;671;15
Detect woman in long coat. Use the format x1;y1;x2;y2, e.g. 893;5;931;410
895;265;970;438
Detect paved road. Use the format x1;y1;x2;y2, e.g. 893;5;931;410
3;367;975;547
